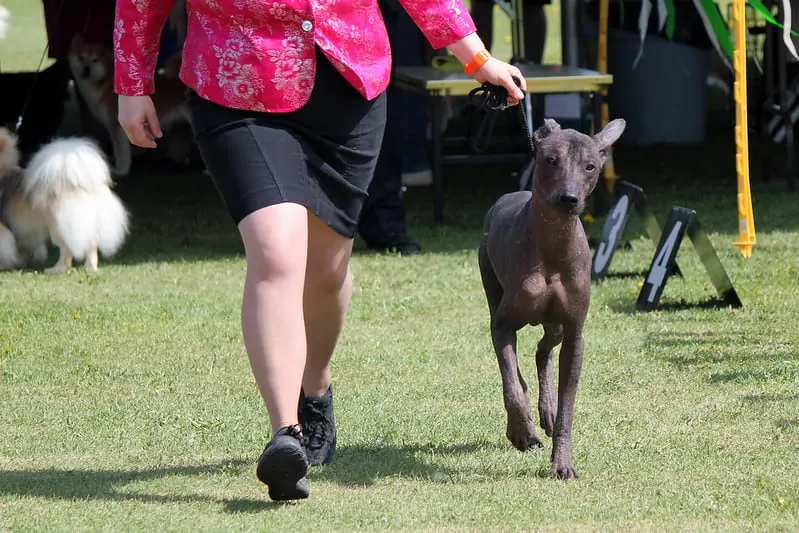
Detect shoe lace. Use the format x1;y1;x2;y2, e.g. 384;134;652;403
277;424;304;442
302;401;331;450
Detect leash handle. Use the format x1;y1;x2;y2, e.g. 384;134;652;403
467;76;535;155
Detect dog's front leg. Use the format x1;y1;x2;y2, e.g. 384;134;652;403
550;323;584;479
44;236;73;274
492;322;543;451
536;322;563;437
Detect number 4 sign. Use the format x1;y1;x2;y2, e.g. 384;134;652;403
636;206;743;311
591;180;681;281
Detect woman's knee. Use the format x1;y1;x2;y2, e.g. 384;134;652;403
305;214;354;295
306;258;352;297
239;204;308;281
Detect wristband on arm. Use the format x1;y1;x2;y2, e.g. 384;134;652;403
463;49;492;76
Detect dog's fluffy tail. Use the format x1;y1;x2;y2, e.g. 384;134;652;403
24;137;130;260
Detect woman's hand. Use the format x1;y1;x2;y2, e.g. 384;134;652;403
447;33;526;106
118;95;163;148
472;58;526;106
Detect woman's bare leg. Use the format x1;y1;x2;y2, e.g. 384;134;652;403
238;202;309;435
302;212;355;397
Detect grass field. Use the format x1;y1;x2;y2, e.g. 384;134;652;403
2;2;799;532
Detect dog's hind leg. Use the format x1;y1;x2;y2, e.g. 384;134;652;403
478;241;502;320
535;322;563;437
84;247;99;273
44;236;73;274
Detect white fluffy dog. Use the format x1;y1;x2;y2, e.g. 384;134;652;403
0;127;130;273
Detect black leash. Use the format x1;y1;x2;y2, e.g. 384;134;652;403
467;76;535;155
11;0;71;133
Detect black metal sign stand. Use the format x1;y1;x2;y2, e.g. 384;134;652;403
636;206;744;311
591;180;681;281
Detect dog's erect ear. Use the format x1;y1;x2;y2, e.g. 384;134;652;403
593;118;626;156
533;118;561;144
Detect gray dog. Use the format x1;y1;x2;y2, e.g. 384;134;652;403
478;117;626;479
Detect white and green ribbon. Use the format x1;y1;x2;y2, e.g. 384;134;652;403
631;0;799;69
633;0;653;68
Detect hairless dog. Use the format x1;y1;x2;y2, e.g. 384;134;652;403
478;117;626;479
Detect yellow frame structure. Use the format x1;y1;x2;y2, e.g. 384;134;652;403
732;0;756;257
596;0;620;192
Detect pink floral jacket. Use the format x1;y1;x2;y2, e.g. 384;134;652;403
114;0;476;113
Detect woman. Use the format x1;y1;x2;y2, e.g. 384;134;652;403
114;0;527;501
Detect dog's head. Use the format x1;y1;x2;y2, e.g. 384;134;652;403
68;34;113;83
0;126;21;176
532;118;626;215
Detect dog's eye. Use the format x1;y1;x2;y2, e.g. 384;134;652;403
546;156;558;166
586;164;595;172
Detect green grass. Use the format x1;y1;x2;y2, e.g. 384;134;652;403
2;2;799;532
2;138;799;532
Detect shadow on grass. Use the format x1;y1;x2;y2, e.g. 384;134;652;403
592;270;648;281
652;330;796;373
606;296;736;315
707;365;798;384
310;441;499;488
778;418;799;429
741;393;799;403
0;459;300;512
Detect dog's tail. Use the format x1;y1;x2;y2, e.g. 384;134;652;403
49;189;129;260
24;137;130;260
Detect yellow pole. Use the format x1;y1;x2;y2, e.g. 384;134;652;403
596;0;619;192
731;0;756;257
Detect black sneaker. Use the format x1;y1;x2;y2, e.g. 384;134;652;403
365;232;422;255
299;385;337;466
255;425;310;501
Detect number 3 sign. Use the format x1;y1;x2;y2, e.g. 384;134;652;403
591;180;679;281
636;206;743;311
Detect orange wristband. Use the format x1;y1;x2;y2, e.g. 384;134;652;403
464;49;491;76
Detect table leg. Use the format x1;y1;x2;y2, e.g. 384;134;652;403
430;94;445;224
591;91;611;216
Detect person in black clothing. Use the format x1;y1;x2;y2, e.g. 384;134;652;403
357;0;428;255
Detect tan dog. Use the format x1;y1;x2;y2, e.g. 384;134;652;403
68;35;189;177
0;127;129;274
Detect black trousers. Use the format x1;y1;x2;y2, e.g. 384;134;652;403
357;0;429;243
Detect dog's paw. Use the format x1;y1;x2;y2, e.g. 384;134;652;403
550;463;580;480
44;264;70;274
538;398;557;438
506;411;543;451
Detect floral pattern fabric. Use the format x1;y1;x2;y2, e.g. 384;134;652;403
114;0;476;113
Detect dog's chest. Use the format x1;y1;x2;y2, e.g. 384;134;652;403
509;272;570;324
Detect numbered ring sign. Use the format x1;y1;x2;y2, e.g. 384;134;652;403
592;190;632;281
635;206;742;311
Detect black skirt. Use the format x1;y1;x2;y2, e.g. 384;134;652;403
187;48;388;238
